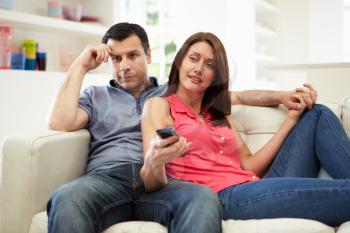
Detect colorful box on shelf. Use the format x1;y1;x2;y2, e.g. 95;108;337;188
11;47;25;70
48;0;82;22
0;26;12;69
23;39;36;70
63;3;82;21
36;50;47;71
47;0;64;18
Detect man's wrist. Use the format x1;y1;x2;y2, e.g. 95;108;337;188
274;91;288;105
69;60;89;75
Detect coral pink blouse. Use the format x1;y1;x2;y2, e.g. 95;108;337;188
165;94;259;192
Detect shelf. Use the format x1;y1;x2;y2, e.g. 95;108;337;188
265;62;350;70
255;25;277;37
0;9;108;37
0;69;111;80
256;0;278;13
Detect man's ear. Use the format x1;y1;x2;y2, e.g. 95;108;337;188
146;49;152;64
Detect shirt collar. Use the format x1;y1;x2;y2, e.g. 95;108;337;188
109;76;159;90
167;94;197;119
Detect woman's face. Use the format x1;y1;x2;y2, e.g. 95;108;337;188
178;41;215;94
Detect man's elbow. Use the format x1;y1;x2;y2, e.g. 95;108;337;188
230;91;243;105
47;118;72;132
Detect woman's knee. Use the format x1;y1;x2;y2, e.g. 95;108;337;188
311;104;332;113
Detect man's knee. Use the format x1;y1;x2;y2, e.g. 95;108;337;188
47;179;97;214
186;185;220;208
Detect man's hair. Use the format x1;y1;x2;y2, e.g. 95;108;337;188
101;22;150;53
165;32;231;126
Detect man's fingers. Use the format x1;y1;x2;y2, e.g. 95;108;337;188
94;45;111;63
295;84;317;106
303;83;318;103
292;92;312;109
302;93;313;109
102;45;111;63
295;87;309;93
289;93;302;110
303;83;315;92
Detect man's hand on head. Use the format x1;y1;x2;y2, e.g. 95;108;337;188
73;44;112;73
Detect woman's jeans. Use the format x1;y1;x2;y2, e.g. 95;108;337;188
218;104;350;226
47;163;221;233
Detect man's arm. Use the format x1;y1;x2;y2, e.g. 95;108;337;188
48;45;111;131
230;90;284;106
230;83;318;110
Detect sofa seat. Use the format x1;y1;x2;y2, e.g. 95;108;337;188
30;211;342;233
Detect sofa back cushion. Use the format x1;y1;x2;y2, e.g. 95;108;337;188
230;102;344;153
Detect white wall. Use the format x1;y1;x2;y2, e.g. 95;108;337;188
270;0;348;99
308;0;344;62
226;0;255;90
276;0;344;64
168;0;256;90
0;71;111;147
276;0;309;64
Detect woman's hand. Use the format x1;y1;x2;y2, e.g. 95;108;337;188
281;83;318;110
294;83;318;109
287;94;307;123
146;135;191;170
141;134;191;191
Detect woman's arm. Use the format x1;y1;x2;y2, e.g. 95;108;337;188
229;96;307;177
140;97;191;191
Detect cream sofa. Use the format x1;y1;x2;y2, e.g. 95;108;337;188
1;97;350;233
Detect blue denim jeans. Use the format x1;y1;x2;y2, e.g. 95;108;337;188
47;163;221;233
218;104;350;226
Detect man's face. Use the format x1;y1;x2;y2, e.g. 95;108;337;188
107;35;151;95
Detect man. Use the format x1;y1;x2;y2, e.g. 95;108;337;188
47;22;317;233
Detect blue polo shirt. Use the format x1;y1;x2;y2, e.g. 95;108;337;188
78;77;167;173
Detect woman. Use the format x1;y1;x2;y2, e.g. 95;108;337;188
140;32;350;227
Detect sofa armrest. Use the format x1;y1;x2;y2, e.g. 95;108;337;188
0;129;90;233
342;96;350;138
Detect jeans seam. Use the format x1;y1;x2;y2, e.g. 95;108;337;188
320;108;350;159
280;125;301;176
100;198;134;215
222;187;350;208
135;199;174;214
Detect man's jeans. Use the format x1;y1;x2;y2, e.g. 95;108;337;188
47;163;221;233
219;104;350;226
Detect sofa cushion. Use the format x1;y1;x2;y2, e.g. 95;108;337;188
222;218;335;233
337;221;350;233
30;211;335;233
30;212;167;233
